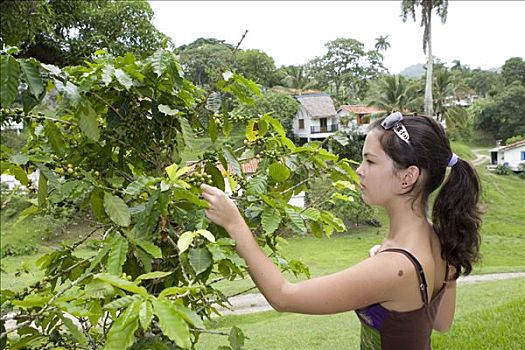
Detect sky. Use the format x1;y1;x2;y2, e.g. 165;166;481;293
149;1;525;74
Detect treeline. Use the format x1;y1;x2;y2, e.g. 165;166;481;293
2;0;524;144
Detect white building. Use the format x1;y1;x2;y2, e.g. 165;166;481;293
292;93;338;144
489;139;525;171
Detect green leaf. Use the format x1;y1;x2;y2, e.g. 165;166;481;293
136;240;162;259
205;162;225;191
95;274;148;297
196;229;215;242
261;207;282;234
9;165;28;186
9;153;28;165
59;314;88;346
229;326;245;350
172;188;208;208
1;54;20;107
15;205;38;225
269;162;291;182
101;64;114;85
77;100;100;141
245;119;258;141
104;302;140;350
301;207;321;221
12;293;51;308
222;146;242;176
246;175;267;196
208;116;218;142
114;68;133;89
158;104;179;116
44;122;65;156
107;234;129;275
36;164;58;187
103;295;140;310
19;59;43;97
165;163;191;182
90;188;107;221
261;113;285;137
285;207;306;234
151;49;170;77
233;74;261;96
136;271;173;282
189;248;212;275
177;231;195;253
124;176;156;195
37;171;47;207
104;192;131;227
138;300;153;330
173;304;204;329
180;118;195;150
153;299;191;349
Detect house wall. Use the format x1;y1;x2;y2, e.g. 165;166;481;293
292;107;339;139
502;146;525;170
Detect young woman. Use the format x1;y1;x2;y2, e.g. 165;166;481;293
200;112;482;349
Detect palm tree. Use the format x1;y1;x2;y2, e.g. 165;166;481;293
282;65;317;94
367;75;420;114
401;0;449;117
432;66;470;133
374;35;391;51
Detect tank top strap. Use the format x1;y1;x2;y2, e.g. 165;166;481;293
380;248;429;305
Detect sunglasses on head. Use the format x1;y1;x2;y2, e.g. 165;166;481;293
380;112;410;145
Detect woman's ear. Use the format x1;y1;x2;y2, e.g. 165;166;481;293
400;165;420;189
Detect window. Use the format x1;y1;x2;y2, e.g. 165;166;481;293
521;151;525;160
299;119;305;130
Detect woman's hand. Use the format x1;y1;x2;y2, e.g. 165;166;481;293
200;184;244;231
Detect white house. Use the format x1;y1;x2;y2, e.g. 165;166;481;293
489;139;525;171
292;93;338;144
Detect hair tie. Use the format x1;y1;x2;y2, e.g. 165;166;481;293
448;153;459;167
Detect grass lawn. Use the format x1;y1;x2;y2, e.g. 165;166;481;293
196;277;525;350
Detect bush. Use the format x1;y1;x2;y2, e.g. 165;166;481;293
0;243;38;258
496;164;511;175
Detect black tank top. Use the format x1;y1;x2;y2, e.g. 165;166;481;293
355;248;449;350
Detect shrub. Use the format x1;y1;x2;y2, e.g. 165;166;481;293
496;164;511;175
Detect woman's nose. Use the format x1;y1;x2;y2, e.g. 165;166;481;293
356;163;363;177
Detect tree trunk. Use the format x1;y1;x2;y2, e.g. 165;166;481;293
424;15;434;117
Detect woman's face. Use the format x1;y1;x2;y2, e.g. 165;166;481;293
356;129;401;207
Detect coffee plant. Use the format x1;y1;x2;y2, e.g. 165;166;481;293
0;46;359;349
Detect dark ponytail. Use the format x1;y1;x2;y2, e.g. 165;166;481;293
371;114;482;279
432;158;482;279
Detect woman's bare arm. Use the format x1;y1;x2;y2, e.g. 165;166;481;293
433;266;457;332
200;184;407;315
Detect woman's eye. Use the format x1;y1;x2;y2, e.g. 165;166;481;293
366;160;374;164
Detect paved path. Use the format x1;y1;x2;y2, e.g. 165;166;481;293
215;272;525;316
471;149;490;166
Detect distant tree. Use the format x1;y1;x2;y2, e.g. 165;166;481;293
234;49;279;87
176;38;234;87
374;35;391;51
282;65;318;93
367;75;421;113
1;0;168;66
501;57;525;86
401;0;449;117
475;81;525;141
307;38;385;102
233;91;300;139
465;69;502;97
